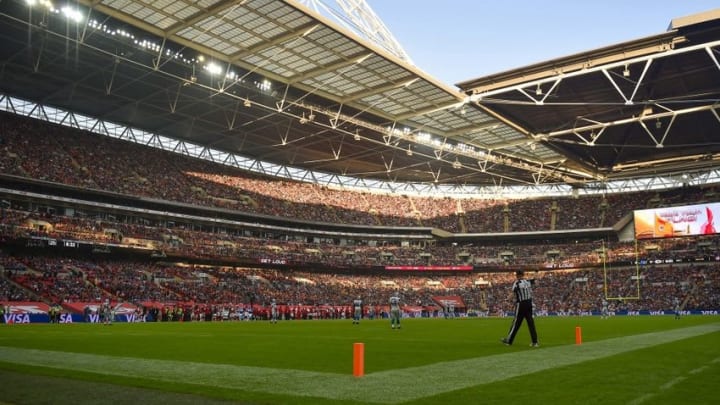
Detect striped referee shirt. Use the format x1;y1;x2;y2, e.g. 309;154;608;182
512;279;534;302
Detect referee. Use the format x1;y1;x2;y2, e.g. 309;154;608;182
501;270;539;347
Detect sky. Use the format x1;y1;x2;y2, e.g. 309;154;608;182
367;1;720;86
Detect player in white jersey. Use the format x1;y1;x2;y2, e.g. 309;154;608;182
389;292;402;329
601;298;609;319
352;298;362;324
270;299;278;323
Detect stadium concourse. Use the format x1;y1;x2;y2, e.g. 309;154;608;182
0;1;720;323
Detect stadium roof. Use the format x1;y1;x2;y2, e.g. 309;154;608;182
459;9;720;187
1;1;719;193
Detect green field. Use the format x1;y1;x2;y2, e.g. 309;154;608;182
1;316;719;404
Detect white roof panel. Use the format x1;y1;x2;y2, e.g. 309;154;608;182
84;0;568;183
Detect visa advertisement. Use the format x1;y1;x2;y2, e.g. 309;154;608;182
1;301;142;323
634;202;719;239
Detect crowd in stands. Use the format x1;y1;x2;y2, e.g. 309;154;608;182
5;203;719;273
1;206;704;270
3;112;718;234
1;250;719;319
2;203;719;318
1;112;720;320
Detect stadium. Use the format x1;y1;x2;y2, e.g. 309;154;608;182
1;1;719;404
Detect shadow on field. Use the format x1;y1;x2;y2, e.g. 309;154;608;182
0;370;250;405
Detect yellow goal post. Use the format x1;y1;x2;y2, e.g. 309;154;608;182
601;239;641;301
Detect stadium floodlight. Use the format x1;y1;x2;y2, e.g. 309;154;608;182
243;98;251;108
204;63;222;75
535;84;542;96
30;0;53;8
255;79;271;92
406;145;412;156
354;130;361;141
61;6;83;23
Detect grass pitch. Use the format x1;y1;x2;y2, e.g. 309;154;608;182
0;316;719;404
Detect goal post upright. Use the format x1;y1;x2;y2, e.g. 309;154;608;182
602;238;641;301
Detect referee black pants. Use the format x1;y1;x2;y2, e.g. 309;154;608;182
505;300;538;345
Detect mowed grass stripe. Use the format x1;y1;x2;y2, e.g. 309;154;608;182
362;323;720;403
0;323;718;404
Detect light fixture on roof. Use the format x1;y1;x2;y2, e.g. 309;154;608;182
535;84;543;96
530;142;537;151
205;62;222;75
460;106;467;116
623;64;630;77
307;109;315;122
243;98;251;107
187;64;197;85
406;145;413;156
61;6;83;23
187;74;197;85
655;119;662;129
354;130;361;141
299;112;308;124
452;158;462;169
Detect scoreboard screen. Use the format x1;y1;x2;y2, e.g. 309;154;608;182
633;202;718;239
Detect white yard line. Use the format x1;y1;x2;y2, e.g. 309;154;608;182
0;323;718;404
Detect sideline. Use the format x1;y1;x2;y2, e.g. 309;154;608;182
1;323;718;403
